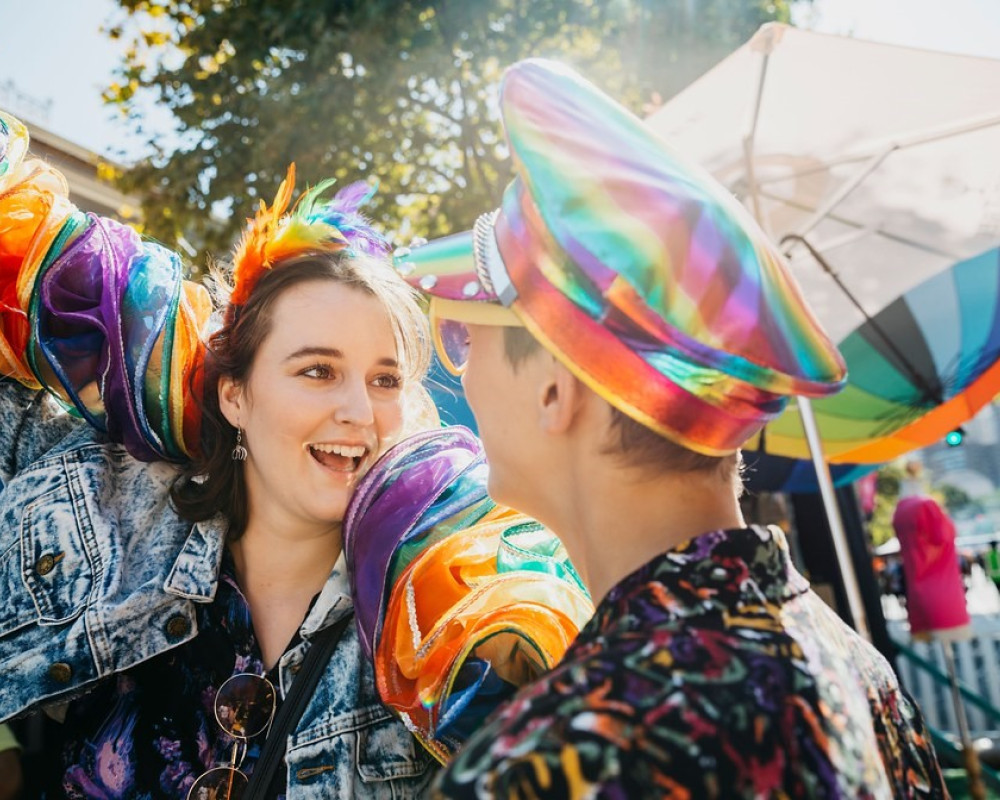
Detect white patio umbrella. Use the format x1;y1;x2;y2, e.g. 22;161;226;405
646;23;1000;348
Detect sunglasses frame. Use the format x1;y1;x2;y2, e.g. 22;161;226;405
187;672;277;800
429;297;523;377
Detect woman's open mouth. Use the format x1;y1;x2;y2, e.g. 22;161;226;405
308;443;368;473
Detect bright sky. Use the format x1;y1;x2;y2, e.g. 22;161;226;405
0;0;998;161
792;0;1000;56
0;0;133;156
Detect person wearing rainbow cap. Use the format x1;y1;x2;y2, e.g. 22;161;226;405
402;59;946;798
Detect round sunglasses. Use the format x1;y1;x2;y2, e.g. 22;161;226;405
187;672;277;800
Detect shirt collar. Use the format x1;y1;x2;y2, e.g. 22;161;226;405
298;550;353;637
595;525;810;629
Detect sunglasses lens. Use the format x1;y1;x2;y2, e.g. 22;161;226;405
436;318;470;375
215;674;276;739
188;766;248;800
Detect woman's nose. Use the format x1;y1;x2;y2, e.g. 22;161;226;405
333;377;375;426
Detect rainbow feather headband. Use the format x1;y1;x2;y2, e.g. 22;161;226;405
229;163;388;307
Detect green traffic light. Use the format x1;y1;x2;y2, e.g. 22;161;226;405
945;427;965;447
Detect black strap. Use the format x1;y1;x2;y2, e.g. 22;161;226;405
244;613;353;799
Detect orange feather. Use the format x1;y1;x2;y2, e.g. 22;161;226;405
229;163;296;307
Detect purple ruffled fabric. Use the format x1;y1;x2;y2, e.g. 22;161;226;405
33;214;185;461
344;426;486;661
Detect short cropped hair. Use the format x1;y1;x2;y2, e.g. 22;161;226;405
502;326;741;482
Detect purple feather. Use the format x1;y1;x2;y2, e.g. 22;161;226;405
313;179;389;256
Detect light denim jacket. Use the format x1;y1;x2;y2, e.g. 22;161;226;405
0;380;435;797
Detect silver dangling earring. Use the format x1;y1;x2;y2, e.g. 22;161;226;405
232;426;248;461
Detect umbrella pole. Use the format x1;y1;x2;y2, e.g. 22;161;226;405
797;396;871;640
742;48;771;229
942;640;987;800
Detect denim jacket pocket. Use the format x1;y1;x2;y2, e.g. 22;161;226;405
0;530;42;638
19;483;94;625
287;706;435;799
355;711;435;786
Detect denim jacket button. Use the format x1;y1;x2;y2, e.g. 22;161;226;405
165;614;191;638
35;554;56;575
48;662;72;683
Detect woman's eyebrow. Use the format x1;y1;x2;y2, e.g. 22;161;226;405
284;346;399;368
285;346;344;361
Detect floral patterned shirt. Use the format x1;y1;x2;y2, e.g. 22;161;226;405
50;553;291;799
434;526;947;799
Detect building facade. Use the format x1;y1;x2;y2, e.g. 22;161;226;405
22;120;138;221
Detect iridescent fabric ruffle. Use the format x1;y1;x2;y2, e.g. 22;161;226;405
344;427;593;762
0;154;75;387
0;109;211;459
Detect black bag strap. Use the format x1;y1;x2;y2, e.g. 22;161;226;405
244;613;353;799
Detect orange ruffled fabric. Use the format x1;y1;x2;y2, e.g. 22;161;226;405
0;156;75;387
378;509;593;762
344;427;594;762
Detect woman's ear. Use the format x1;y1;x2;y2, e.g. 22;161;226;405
218;376;245;428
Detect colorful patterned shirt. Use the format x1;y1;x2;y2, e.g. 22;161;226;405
434;526;947;799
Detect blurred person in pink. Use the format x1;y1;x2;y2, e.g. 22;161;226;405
892;462;971;640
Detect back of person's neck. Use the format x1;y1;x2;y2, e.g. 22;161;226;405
550;464;745;605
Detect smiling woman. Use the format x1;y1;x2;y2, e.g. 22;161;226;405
175;250;428;542
0;142;439;796
177;232;427;670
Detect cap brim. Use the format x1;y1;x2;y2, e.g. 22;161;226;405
396;230;521;326
431;296;523;326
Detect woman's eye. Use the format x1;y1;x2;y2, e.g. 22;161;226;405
301;364;334;380
372;373;402;389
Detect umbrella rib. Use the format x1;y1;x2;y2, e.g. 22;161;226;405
786;148;896;242
781;233;945;409
752;112;1000;187
761;189;966;261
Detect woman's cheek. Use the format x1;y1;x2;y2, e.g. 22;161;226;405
376;398;407;449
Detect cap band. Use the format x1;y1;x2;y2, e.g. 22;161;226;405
474;211;517;307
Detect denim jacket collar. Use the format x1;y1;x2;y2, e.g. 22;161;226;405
162;513;353;638
164;515;227;602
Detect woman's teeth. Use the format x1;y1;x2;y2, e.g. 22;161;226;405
311;443;366;459
309;444;366;471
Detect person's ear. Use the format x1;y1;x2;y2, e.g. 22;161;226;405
537;358;584;435
218;376;245;428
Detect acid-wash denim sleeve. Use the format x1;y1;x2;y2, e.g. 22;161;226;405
0;376;219;721
0;379;80;487
281;615;438;798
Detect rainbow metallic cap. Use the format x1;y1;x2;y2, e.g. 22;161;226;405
397;59;847;456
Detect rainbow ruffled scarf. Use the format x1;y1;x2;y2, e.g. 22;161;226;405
345;427;593;761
